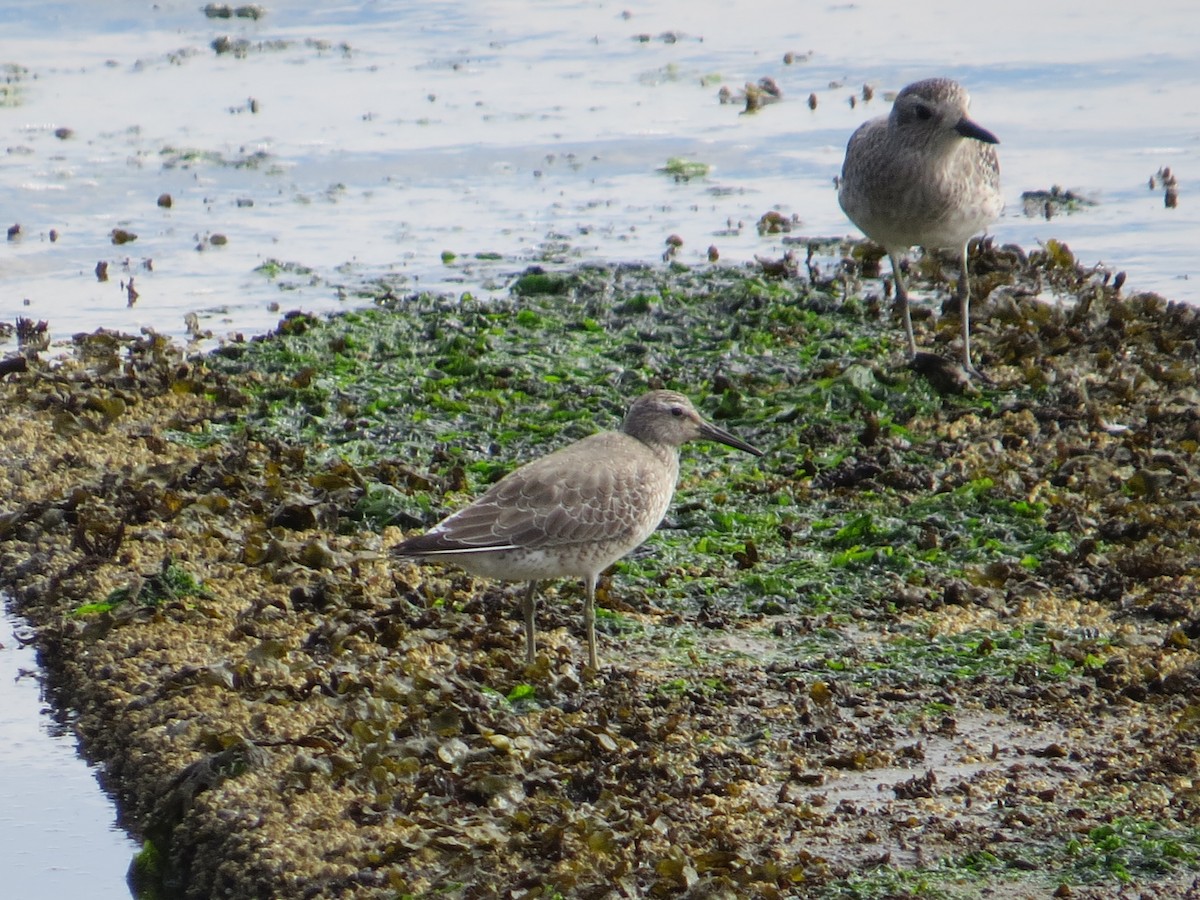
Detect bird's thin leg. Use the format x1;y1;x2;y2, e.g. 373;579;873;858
957;243;975;373
522;581;538;663
957;243;992;382
583;573;599;670
890;251;918;359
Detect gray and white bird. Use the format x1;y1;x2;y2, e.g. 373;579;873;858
392;390;762;668
838;77;1002;375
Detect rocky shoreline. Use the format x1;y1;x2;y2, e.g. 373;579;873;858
3;244;1200;898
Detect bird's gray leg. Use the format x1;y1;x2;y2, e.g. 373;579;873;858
522;581;538;663
890;251;918;358
957;242;992;381
957;242;975;373
583;573;599;669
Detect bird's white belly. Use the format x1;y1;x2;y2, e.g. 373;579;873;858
450;535;651;582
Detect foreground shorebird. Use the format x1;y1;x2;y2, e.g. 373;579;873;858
838;77;1002;375
392;390;763;668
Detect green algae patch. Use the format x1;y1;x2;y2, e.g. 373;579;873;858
202;260;1163;681
160;145;272;170
207;264;1006;633
509;270;573;296
0;63;30;108
1063;819;1200;884
73;559;209;617
128;840;165;900
658;157;711;181
836;817;1200;898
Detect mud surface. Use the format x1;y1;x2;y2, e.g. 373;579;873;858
2;244;1200;898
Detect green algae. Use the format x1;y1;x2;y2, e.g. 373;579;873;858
0;63;29;108
160;145;272;170
826;817;1200;899
1064;818;1200;884
128;839;165;900
73;559;208;617
658;157;711;181
202;262;1083;685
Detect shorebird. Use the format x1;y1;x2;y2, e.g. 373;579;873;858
392;390;762;668
838;77;1002;375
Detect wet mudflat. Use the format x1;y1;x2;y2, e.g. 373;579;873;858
2;241;1200;898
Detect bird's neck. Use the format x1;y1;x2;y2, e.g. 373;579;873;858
642;443;681;476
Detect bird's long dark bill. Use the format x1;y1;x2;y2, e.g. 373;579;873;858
955;116;999;144
699;421;764;457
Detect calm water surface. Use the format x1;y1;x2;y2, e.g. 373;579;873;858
1;0;1198;893
0;607;140;899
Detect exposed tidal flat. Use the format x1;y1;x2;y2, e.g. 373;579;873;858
2;244;1200;899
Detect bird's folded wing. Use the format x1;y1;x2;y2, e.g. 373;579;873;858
399;434;661;554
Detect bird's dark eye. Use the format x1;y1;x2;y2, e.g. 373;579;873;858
670;406;684;417
915;105;933;121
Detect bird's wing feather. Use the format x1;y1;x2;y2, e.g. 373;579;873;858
396;432;669;555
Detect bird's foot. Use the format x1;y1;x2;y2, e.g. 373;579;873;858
963;359;994;386
908;351;974;395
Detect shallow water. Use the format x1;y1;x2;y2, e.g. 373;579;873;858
0;0;1197;355
0;0;1198;894
0;606;140;899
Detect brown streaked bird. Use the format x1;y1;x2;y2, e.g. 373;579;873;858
392;390;763;669
838;77;1002;376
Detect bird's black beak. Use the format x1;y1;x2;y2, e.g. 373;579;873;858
955;116;999;144
699;420;764;457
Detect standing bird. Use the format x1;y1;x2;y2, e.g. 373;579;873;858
838;77;1002;376
392;390;762;669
